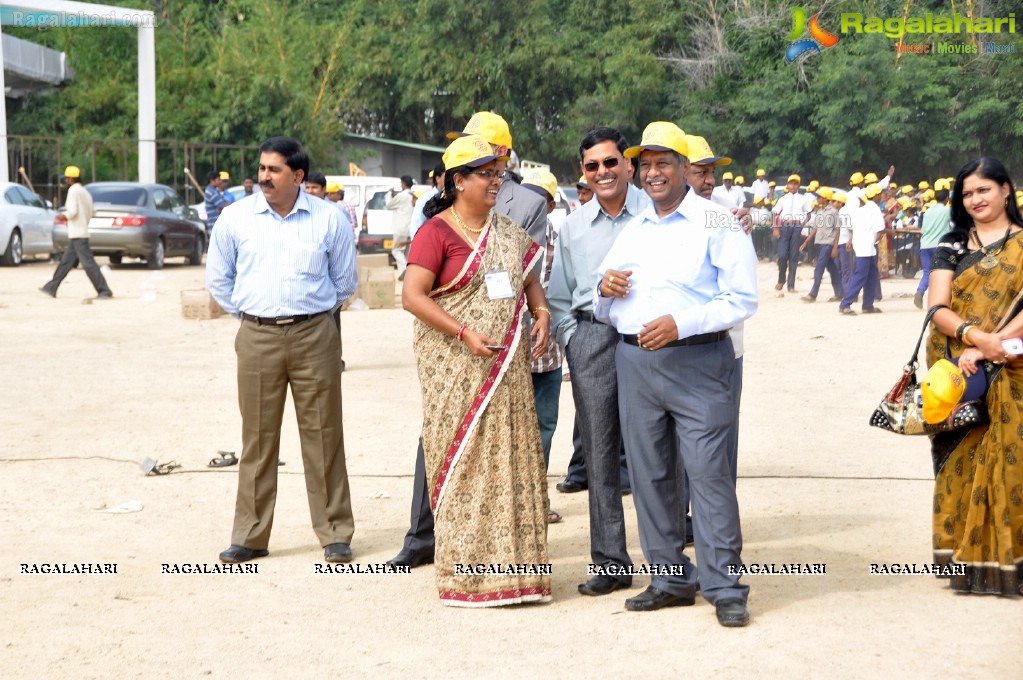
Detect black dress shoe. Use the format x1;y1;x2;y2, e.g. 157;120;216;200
715;598;750;627
218;544;269;563
386;546;435;568
556;479;587;493
578;573;632;596
324;543;353;563
625;585;696;611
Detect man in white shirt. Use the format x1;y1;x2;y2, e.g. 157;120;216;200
839;183;886;315
595;121;757;628
771;174;808;293
711;171;745;210
750;169;770;208
386;175;415;279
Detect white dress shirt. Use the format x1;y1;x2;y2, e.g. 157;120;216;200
593;188;758;340
711;184;745;210
851;201;885;257
750;178;770;204
772;191;809;224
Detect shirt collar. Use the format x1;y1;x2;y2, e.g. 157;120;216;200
253;188;312;219
585;183;647;225
639;185;706;224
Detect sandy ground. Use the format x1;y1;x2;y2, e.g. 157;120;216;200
1;254;1017;679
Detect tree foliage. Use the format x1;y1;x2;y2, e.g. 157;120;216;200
6;0;1023;183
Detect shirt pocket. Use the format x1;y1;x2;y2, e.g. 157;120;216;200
293;242;327;277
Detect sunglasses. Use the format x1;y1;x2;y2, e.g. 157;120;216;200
583;157;620;173
471;169;506;181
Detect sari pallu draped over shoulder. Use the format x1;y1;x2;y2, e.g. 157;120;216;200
926;232;1023;597
413;212;551;607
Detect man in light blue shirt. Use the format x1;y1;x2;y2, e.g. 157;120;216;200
595;121;757;627
206;136;357;567
547;127;647;598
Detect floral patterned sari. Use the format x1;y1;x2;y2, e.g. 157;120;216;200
926;231;1023;596
413;212;551;607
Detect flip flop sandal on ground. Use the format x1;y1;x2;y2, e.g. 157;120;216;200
547;510;562;524
208;451;238;468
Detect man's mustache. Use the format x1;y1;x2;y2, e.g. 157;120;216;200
259;181;275;190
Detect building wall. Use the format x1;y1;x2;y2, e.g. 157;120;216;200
340;139;442;184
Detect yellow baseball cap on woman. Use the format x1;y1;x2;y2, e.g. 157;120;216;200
442;134;509;171
447;111;514;150
684;135;731;165
624;121;689;158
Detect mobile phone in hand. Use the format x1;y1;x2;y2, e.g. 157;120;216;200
1002;337;1023;355
484;344;506;351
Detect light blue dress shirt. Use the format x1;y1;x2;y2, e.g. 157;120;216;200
206;190;357;318
409;187;438;242
548;184;649;347
593;188;758;339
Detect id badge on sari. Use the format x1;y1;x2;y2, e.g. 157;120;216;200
484;269;514;300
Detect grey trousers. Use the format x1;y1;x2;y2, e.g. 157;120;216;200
617;338;748;604
400;438;435;552
42;238;112;297
566;317;632;573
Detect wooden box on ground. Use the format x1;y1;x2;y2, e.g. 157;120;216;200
180;289;224;320
360;268;397;309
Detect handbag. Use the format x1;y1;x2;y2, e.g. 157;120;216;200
869;304;995;435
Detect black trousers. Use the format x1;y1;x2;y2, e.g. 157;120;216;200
43;238;111;296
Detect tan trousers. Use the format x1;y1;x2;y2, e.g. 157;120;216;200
230;313;354;549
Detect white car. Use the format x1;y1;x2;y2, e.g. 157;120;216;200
189;184;261;224
0;182;56;266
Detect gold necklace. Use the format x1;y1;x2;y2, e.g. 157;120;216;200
451;207;490;234
970;221;1013;271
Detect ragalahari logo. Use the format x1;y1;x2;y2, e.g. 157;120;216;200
786;8;840;62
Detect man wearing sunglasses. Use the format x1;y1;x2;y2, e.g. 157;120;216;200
548;127;649;597
386;111;547;569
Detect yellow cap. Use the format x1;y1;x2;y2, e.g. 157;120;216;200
722;171;734;180
864;172;878;184
832;190;847;204
325;181;341;193
63;165;81;179
521;169;558;201
576;175;589;189
921;359;967;424
624;121;688;159
925;199;938;209
900;184;913;195
850;172;864;185
816;186;834;200
922;188;935;200
756;168;766;177
219;171;230;180
918;180;930;190
447;111;513;150
683;135;731;165
863;183;883;199
735;175;745;185
441;134;508;171
898;197;913;209
768;181;776;187
934;178;949;191
807;180;820;191
787;174;801;184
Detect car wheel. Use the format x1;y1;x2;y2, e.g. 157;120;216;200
147;237;165;270
109;253;123;265
1;229;23;266
187;235;204;265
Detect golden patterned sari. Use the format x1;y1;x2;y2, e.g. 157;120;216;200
413;212;551;607
926;231;1023;596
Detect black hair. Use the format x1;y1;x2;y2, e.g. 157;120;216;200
306;172;327;188
934;188;949;203
579;127;628;159
207;171;220;183
949;157;1022;235
432;163;445;188
423;166;474;219
258;136;309;178
401;175;414;189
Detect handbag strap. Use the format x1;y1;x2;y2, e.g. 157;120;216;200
906;304;949;369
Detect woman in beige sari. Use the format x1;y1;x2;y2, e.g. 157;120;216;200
402;134;552;606
926;157;1023;597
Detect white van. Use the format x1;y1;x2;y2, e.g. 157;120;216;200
324;175;402;254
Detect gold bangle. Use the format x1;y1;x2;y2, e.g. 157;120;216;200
531;306;550;317
962;325;976;346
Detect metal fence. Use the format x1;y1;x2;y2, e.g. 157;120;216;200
7;135;260;206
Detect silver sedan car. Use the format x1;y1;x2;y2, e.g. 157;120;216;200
0;182;56;266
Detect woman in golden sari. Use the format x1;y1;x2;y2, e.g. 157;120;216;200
402;134;552;607
926;156;1023;597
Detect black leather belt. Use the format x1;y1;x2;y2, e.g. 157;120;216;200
240;311;327;326
621;331;728;349
575;311;600;323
